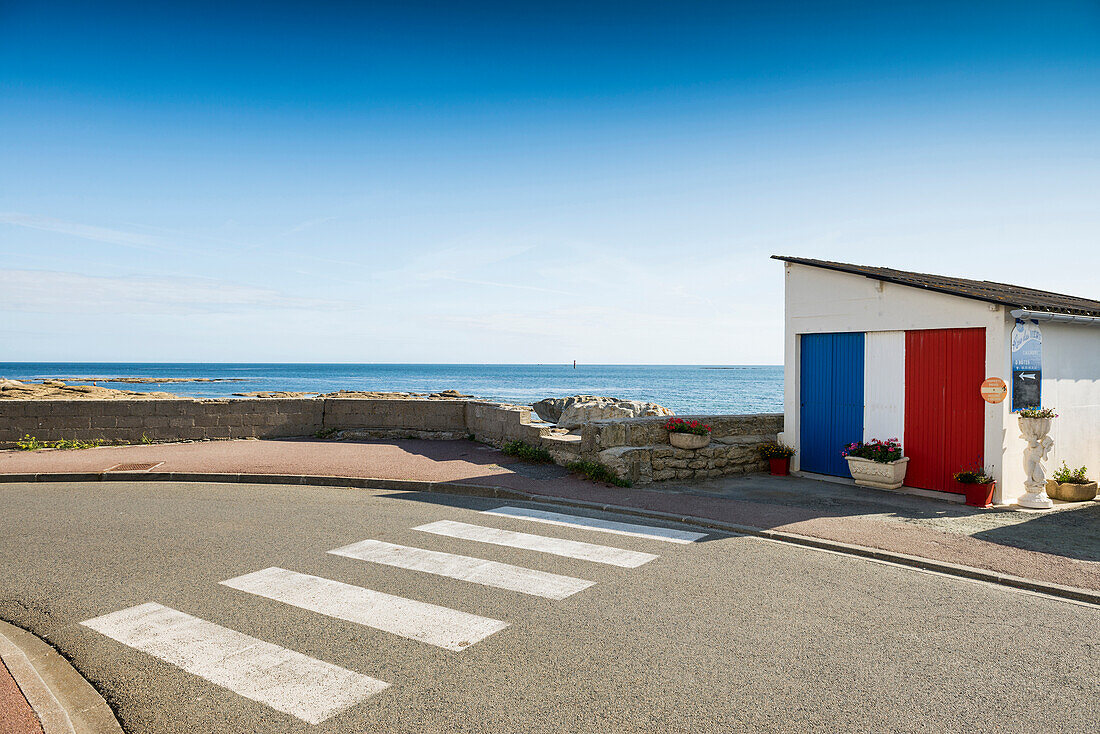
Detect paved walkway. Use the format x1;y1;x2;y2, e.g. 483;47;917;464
0;658;42;734
2;438;1098;593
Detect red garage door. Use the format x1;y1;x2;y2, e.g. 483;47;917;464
904;328;986;493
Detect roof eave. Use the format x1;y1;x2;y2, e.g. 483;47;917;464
772;255;1019;311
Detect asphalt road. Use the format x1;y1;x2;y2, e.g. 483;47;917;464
0;481;1096;733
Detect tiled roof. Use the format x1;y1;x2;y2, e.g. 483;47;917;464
772;256;1100;318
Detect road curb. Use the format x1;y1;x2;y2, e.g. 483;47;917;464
0;620;123;734
3;471;1098;607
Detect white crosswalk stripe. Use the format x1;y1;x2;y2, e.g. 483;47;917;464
482;506;707;544
329;538;595;600
220;567;509;651
81;602;389;724
413;520;658;568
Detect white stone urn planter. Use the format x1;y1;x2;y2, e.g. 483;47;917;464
845;456;909;490
669;432;710;450
1018;416;1055;509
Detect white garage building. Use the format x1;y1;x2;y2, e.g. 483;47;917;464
775;256;1100;505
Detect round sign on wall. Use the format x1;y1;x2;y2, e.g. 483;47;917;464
981;377;1008;404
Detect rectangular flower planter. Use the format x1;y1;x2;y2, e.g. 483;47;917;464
845;456;909;490
768;458;790;476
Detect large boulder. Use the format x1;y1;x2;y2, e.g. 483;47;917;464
532;395;598;422
533;395;674;429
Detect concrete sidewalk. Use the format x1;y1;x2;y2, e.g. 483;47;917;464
2;438;1098;594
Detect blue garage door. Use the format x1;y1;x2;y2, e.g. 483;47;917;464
800;332;865;476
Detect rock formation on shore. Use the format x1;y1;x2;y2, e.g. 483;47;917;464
0;378;178;400
46;376;244;383
532;395;674;429
0;379;481;401
316;389;474;400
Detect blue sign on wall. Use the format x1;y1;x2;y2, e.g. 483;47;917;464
1010;321;1042;412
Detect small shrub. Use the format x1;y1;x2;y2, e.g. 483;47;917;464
566;460;632;487
1051;462;1090;484
313;427;339;439
665;418;711;436
501;440;553;464
842;438;902;463
759;442;796;459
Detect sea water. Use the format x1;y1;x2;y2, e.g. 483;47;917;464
0;363;783;414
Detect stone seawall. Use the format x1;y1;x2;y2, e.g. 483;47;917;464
0;398;782;484
0;398;466;445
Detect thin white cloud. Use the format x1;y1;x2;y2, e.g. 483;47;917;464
425;274;575;296
0;212;171;252
280;216;339;237
0;269;361;315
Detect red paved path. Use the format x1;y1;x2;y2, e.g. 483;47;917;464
0;658;43;734
2;438;1097;593
0;438;595;493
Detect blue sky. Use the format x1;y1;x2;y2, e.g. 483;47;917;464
2;1;1098;363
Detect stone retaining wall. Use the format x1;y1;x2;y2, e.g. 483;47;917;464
579;413;784;484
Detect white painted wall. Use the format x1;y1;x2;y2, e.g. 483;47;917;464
781;263;1008;488
999;319;1100;503
863;331;905;443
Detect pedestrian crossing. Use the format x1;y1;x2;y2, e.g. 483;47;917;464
80;504;705;725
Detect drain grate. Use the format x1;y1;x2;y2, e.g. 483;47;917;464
105;462;164;472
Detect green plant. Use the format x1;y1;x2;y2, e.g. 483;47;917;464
16;435;104;451
1051;461;1090;484
53;438;104;450
566;460;632;487
140;432;154;445
759;442;796;459
953;463;994;484
16;434;43;450
501;440;553;464
664;418;711;436
313;427;339;439
842;438;902;463
1018;407;1058;419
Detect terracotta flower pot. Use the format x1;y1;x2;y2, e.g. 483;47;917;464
669;432;710;449
768;457;790;476
963;481;995;508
